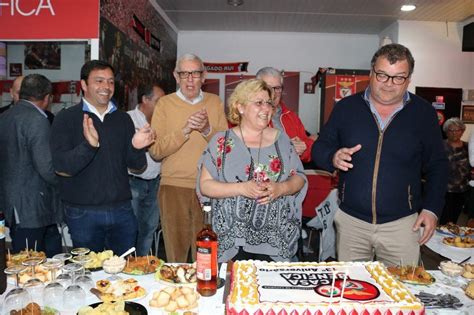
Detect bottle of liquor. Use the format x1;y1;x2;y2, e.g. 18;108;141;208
0;211;7;294
196;202;218;296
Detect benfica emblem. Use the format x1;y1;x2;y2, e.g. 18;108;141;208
335;75;356;101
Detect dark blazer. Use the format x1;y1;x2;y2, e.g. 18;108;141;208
0;100;60;228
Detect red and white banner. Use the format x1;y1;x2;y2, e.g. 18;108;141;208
0;0;100;40
204;62;248;73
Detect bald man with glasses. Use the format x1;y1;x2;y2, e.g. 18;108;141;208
149;53;227;262
312;43;448;266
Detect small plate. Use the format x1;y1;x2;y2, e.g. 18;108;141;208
155;263;197;287
80;302;147;315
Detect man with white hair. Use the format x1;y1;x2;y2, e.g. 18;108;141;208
149;53;227;262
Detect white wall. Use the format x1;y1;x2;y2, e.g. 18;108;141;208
397;20;473;92
7;42;86;81
178;31;379;133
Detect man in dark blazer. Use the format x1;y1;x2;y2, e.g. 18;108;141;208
0;74;62;256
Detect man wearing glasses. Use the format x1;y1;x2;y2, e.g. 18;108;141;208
312;43;448;266
256;67;314;163
149;53;227;262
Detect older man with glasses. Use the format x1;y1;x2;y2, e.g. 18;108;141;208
312;43;448;266
149;53;227;262
256;67;315;163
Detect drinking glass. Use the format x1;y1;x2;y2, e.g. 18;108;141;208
22;257;45;282
53;253;73;288
3;265;32;315
23;278;45;306
71;255;94;292
42;258;65;310
71;247;90;256
62;263;86;312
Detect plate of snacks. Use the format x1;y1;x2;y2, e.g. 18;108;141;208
6;250;46;267
84;250;114;271
78;301;147;315
123;255;164;275
95;278;147;302
463;263;474;279
9;303;58;315
149;286;199;314
466;280;474;299
155;263;197;287
387;265;435;285
442;236;474;248
437;223;474;237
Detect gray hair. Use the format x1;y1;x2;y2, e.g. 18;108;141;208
255;67;283;83
443;117;465;133
175;53;204;72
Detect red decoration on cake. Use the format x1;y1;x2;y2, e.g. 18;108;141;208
374;310;382;315
384;311;392;315
327;310;336;315
277;310;288;315
338;310;347;315
349;310;359;315
254;310;264;315
266;310;276;315
302;310;312;315
362;311;370;315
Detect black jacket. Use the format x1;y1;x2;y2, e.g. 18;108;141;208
312;92;448;224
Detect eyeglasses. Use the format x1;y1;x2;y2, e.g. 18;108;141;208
372;68;409;85
270;86;283;93
447;128;463;132
248;99;274;108
176;70;204;79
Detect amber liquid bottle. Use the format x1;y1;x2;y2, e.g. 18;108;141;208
0;211;7;294
196;202;218;296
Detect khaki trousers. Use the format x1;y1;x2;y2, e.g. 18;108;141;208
159;185;203;263
334;209;420;267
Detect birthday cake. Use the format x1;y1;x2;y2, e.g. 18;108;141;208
227;260;424;315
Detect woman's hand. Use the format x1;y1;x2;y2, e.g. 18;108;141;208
240;181;267;200
258;181;284;205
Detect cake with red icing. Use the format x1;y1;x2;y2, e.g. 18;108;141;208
226;260;424;315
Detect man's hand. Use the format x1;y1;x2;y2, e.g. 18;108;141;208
413;210;438;245
83;114;99;148
132;124;156;149
291;137;307;156
332;144;362;171
185;108;210;135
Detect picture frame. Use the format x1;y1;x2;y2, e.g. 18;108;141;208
461;104;474;123
9;63;22;77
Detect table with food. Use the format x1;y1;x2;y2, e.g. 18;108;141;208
2;243;474;315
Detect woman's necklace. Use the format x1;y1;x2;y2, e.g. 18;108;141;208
239;125;263;179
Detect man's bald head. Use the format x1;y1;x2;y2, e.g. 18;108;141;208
10;76;24;103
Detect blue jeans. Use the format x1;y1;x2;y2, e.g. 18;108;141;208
129;176;160;256
64;201;137;256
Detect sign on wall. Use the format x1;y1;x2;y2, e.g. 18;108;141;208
0;0;100;39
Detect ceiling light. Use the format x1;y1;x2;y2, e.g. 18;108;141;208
400;4;416;12
228;0;243;7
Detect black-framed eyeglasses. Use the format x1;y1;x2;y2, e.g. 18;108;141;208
270;86;283;93
177;70;204;79
248;99;274;108
372;68;409;85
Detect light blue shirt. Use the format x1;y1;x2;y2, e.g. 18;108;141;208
363;88;410;130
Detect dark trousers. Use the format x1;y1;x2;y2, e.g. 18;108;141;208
440;191;466;225
10;224;63;257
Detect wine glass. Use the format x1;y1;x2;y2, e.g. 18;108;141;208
42;258;65;310
53;253;73;288
62;263;86;311
23;278;45;307
3;265;32;315
71;247;90;256
22;257;45;282
71;255;94;292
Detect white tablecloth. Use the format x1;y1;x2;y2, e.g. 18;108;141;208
2;266;473;315
425;231;473;264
